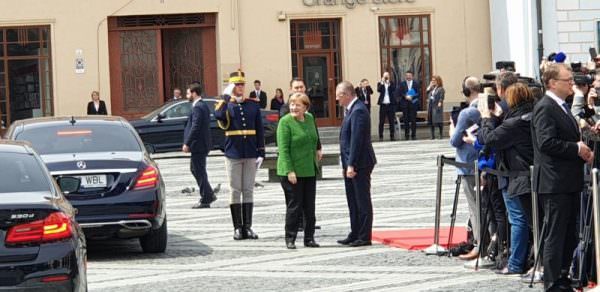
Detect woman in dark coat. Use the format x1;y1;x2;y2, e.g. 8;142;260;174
87;91;107;115
478;83;535;274
426;75;445;139
270;88;285;112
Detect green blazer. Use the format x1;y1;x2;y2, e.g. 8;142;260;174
276;113;318;177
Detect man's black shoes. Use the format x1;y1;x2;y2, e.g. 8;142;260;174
348;240;372;247
337;237;355;245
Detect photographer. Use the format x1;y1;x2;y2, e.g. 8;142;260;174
449;76;482;261
377;72;397;141
571;73;600;131
478;83;534;275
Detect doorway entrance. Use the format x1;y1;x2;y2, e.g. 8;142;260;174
108;14;217;119
291;19;342;127
0;26;53;134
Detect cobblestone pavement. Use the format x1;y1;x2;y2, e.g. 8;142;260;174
87;139;541;291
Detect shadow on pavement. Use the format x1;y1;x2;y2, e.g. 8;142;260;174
86;233;212;261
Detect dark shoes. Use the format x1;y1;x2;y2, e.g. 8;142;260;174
192;194;217;209
230;204;244;240
233;228;244;240
348;240;372;247
304;240;320;248
242;203;258;240
337;237;355;245
286;239;296;249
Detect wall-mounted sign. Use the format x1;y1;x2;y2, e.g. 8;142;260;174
303;0;415;9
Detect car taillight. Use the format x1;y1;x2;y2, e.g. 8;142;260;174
265;113;279;123
134;165;158;190
6;212;72;245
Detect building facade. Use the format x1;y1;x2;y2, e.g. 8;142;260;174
0;0;492;133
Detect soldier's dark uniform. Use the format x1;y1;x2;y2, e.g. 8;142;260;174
214;70;265;240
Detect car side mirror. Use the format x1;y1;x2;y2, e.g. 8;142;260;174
157;113;166;122
57;177;80;194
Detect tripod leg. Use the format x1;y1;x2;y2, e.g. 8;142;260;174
530;218;547;288
447;176;462;256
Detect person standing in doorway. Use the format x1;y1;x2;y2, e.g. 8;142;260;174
398;71;421;140
377;72;396;141
426;75;445;139
356;79;373;113
249;80;268;109
183;82;216;209
87;91;107;115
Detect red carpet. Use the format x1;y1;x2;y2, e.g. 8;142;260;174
372;227;467;250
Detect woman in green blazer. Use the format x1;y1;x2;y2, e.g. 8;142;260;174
277;93;320;249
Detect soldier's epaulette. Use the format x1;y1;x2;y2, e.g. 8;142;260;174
215;99;226;110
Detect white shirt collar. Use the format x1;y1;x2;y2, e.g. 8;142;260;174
347;97;359;113
545;90;568;113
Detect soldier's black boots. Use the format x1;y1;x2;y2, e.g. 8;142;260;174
230;204;244;240
242;203;259;240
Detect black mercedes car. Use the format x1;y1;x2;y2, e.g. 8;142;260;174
0;140;87;291
129;98;279;153
6;116;168;254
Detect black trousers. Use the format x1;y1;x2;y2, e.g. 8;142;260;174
429;123;443;139
343;166;374;241
190;152;214;204
540;192;580;291
378;104;395;139
280;176;316;241
403;103;417;139
481;175;506;256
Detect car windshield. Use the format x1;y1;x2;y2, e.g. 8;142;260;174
15;124;142;155
0;152;50;193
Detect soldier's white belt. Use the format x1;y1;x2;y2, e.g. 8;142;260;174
225;130;256;136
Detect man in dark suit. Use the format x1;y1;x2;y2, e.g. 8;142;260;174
249;80;268;109
336;81;377;247
377;72;396;141
532;63;593;291
397;71;421;140
183;82;216;209
355;78;373;113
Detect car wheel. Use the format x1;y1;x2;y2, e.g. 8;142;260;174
144;143;156;154
139;217;168;253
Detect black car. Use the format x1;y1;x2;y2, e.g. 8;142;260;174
129;98;279;153
0;140;87;291
6;116;168;254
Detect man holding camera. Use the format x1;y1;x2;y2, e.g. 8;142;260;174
449;76;482;261
532;63;593;291
377;72;396;141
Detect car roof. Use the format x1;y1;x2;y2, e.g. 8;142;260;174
9;116;132;131
0;140;34;154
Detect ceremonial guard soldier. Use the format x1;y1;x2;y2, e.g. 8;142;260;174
215;70;265;240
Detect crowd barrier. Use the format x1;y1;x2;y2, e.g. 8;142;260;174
425;155;540;273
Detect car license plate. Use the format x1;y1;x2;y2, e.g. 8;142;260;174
78;175;107;188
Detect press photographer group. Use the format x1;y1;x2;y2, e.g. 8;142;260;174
440;52;600;291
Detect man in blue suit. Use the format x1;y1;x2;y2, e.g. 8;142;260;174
336;81;377;247
398;71;421;140
183;82;216;209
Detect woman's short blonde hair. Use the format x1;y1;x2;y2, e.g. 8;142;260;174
505;82;534;108
91;91;99;98
288;93;311;109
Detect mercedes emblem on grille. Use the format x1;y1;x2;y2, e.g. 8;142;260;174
76;161;87;170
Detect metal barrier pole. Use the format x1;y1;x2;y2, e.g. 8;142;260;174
424;155;447;255
474;160;481;270
531;165;540;262
592;168;600;285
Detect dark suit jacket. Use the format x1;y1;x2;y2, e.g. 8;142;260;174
87;100;108;115
397;80;421;110
249;90;268;109
340;100;376;170
184;99;213;154
532;95;584;194
376;82;396;106
355;86;373;107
